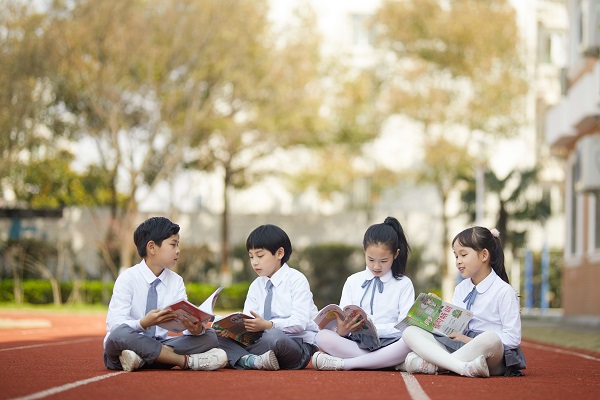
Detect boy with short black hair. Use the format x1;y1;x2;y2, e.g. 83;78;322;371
217;224;319;370
103;216;227;372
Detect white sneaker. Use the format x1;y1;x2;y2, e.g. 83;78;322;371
253;350;280;370
187;348;228;371
311;351;344;371
404;352;437;375
119;350;145;372
464;355;490;378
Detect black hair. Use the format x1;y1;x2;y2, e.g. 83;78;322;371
362;216;410;279
246;224;292;264
451;226;509;283
133;217;180;258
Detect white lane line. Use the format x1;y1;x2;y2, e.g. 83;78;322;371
400;372;431;400
0;337;97;352
522;341;600;361
10;372;125;400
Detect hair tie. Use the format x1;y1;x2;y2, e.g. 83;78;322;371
490;228;500;238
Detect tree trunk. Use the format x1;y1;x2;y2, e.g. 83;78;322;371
220;168;232;286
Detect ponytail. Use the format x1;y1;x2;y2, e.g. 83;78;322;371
363;216;411;279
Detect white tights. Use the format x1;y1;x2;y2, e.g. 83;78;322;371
315;329;411;370
401;326;505;376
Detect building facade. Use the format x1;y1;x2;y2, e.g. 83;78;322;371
546;0;600;322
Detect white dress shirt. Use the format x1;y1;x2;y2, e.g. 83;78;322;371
453;269;522;348
104;259;188;347
339;268;415;338
244;263;319;345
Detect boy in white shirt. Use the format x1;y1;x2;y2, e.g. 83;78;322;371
216;224;319;370
103;217;227;372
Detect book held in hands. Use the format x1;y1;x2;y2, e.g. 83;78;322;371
313;304;379;346
212;312;263;346
394;293;473;336
158;286;224;334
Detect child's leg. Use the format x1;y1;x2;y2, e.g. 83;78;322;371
315;329;369;358
402;326;467;375
451;331;505;376
103;324;162;370
343;338;411;370
217;335;251;368
248;329;312;370
158;329;221;368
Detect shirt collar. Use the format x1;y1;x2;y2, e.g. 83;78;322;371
139;259;166;285
471;269;497;293
261;262;290;288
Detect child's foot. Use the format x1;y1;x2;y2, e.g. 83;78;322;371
311;351;344;371
119;350;145;372
253;350;280;370
464;355;490;378
404;352;437;374
186;348;228;371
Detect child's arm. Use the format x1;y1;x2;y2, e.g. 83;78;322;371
497;288;522;348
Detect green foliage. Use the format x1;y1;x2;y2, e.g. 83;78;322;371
296;243;362;309
459;167;552;253
0;280;114;304
218;282;252;310
0;279;248;308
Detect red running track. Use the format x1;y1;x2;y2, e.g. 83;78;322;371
0;310;598;400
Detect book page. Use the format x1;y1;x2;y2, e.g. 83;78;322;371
313;304;344;330
198;285;224;315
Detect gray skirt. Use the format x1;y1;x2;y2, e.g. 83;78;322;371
348;332;402;351
434;329;526;376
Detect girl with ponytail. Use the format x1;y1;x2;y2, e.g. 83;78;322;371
311;217;415;371
401;226;526;378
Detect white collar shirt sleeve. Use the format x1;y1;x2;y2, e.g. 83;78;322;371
104;260;187;345
339;268;415;338
243;264;319;344
453;270;521;348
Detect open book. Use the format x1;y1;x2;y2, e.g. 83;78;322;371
158;286;224;334
394;293;473;336
313;304;379;346
212;312;263;347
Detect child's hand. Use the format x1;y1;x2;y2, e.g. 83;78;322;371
213;328;230;338
335;313;363;337
427;293;442;300
447;333;471;343
245;311;273;332
141;308;177;331
181;314;205;335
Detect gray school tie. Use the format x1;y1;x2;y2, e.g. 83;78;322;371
145;278;160;337
463;286;478;311
263;280;274;320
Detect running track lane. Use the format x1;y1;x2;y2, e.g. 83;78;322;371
0;312;599;400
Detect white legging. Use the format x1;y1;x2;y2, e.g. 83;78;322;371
401;326;505;376
315;329;411;370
